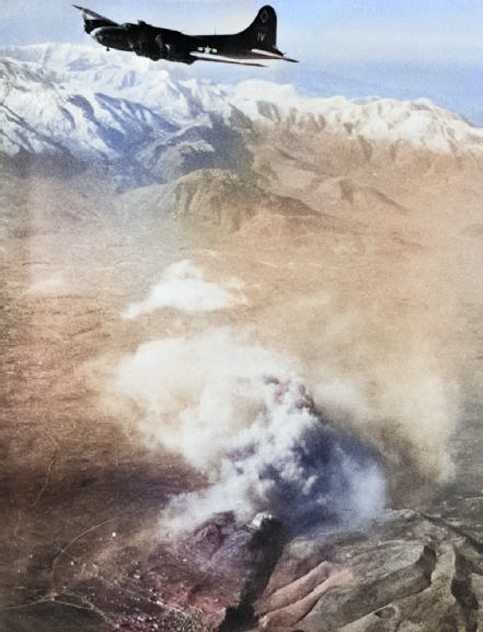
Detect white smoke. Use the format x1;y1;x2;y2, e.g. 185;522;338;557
122;260;245;319
113;328;293;469
166;377;386;534
111;328;386;534
103;230;461;533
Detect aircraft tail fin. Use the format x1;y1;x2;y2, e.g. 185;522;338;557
240;5;278;52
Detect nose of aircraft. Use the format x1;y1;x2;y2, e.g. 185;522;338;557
90;25;133;52
89;26;102;43
90;26;109;45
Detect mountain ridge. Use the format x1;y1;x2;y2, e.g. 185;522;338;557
2;43;482;236
3;42;483;632
1;44;482;176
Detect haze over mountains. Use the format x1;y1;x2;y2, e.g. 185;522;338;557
2;43;483;631
2;43;482;223
2;44;482;158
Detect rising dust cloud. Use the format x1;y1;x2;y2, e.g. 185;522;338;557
112;326;385;533
102;242;461;532
122;259;246;319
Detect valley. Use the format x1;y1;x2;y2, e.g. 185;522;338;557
2;45;483;631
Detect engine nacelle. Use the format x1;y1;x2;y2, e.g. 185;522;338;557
154;35;175;60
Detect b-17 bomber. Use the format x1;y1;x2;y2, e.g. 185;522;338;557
73;4;298;66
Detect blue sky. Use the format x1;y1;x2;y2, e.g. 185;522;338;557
1;1;482;123
1;0;482;63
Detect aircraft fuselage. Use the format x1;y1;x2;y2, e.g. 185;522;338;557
74;5;298;66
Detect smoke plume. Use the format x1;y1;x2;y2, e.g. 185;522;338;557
111;327;386;533
122;260;245;319
104;220;462;530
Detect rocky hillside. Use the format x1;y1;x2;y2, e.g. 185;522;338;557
2;44;482;183
2;44;483;632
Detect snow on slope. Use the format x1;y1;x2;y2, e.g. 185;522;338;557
1;44;482;163
0;48;211;160
229;80;483;154
1;44;226;123
0;57;179;158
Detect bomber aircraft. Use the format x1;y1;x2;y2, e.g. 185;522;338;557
73;5;298;66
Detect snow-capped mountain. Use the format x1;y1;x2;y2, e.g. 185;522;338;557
0;56;179;160
1;43;482;185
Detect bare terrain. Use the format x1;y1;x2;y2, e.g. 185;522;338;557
2;96;483;631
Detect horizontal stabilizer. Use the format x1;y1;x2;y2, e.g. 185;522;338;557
251;48;298;62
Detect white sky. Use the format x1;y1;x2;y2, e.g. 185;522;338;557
1;0;482;63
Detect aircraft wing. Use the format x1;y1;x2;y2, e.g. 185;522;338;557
191;50;297;65
189;52;266;67
72;5;118;26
